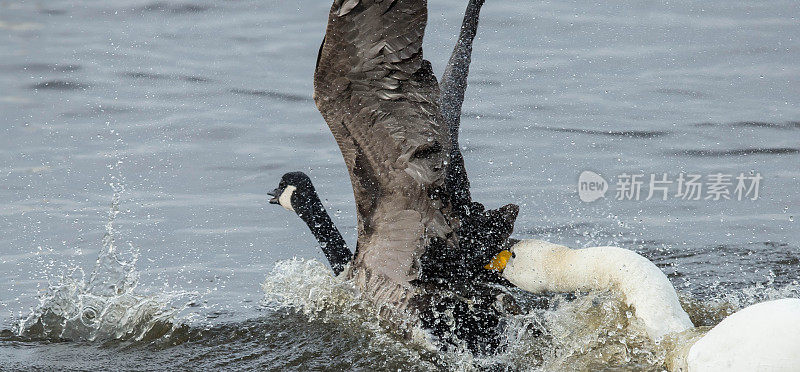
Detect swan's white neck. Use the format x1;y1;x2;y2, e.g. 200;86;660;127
502;240;694;340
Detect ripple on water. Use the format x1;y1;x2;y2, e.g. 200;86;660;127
121;72;212;83
20;63;82;73
538;126;671;139
669;147;800;157
695;121;800;130
132;2;212;15
229;88;313;102
29;80;91;91
653;88;710;99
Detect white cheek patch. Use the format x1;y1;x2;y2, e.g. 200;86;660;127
279;185;296;212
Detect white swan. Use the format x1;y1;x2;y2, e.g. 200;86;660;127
486;239;800;371
684;297;800;372
485;239;693;340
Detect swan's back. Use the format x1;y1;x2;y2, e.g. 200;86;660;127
687;298;800;371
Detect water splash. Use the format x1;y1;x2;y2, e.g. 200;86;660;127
15;185;196;343
261;258;441;370
260;261;655;370
259;258;800;371
260;259;667;370
498;282;800;371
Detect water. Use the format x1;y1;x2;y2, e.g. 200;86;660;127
1;0;798;370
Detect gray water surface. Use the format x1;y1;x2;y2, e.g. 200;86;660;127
1;0;799;370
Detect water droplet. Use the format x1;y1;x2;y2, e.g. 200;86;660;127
81;306;98;326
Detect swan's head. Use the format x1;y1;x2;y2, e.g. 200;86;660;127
484;240;558;293
268;172;318;215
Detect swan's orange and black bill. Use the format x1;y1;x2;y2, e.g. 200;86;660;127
485;250;512;271
268;188;280;204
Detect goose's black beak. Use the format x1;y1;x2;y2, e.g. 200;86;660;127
268;188;280;204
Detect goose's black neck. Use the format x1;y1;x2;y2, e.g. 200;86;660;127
295;195;351;276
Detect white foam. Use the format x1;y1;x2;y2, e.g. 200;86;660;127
261;258;439;368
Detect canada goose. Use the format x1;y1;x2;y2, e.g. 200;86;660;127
486;240;800;371
266;0;519;354
268;172;352;276
275;0;489;282
313;0;517;332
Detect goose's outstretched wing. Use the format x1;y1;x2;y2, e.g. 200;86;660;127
440;0;485;213
314;0;452;315
441;0;485;146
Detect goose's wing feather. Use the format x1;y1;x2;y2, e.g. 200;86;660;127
315;0;446;184
441;0;484;144
314;0;452;314
440;0;485;212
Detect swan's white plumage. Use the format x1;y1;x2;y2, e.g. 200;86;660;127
685;298;800;372
500;239;800;371
502;239;693;340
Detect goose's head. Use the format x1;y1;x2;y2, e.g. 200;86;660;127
268;172;318;215
484;240;560;292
